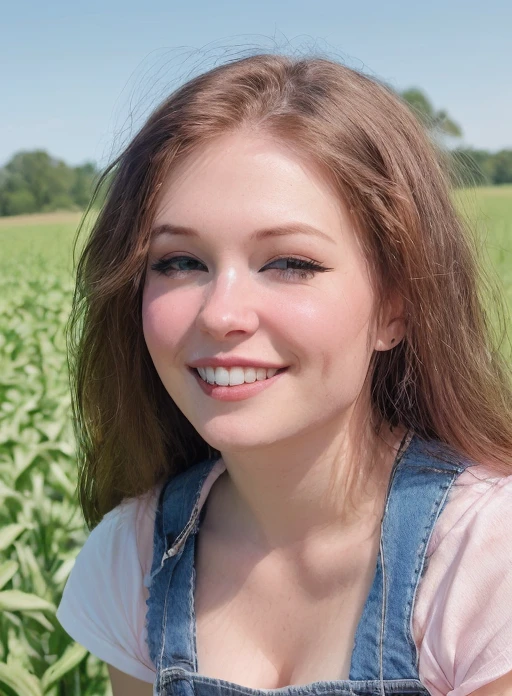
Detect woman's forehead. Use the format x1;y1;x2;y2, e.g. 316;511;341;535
152;131;353;239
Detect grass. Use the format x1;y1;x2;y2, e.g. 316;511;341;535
0;187;511;695
455;186;512;307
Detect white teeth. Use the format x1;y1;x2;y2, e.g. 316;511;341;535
214;367;230;386
229;367;245;386
194;366;283;386
244;367;257;383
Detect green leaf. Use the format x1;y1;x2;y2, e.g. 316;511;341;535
49;461;76;497
24;611;55;632
0;482;24;504
52;557;75;585
41;642;88;691
0;661;42;696
0;590;55;613
0;560;19;590
0;524;26;551
13;543;48;599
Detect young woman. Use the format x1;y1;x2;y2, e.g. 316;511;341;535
57;54;512;696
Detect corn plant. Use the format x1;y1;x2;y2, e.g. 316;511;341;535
0;215;110;695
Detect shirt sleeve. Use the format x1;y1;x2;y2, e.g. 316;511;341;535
414;468;512;696
56;498;157;684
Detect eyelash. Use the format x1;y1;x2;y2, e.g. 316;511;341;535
150;256;333;281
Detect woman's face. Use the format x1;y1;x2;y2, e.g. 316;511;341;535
143;131;399;452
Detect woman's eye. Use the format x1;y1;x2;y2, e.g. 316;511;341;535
262;257;331;280
150;256;206;276
150;255;332;280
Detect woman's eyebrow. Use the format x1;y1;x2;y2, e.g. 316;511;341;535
150;222;335;244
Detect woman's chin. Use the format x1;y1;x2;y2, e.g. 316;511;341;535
198;426;284;455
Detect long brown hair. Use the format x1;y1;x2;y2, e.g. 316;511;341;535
68;54;512;529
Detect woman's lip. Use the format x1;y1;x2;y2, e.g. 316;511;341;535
188;357;287;369
188;367;288;402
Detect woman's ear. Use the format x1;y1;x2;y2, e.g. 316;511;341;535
373;290;407;352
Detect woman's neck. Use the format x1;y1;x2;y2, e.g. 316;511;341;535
207;415;408;555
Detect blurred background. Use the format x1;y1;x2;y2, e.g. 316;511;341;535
1;1;511;694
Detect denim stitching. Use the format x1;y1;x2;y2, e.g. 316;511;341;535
161;459;218;565
159;668;429;695
157;460;219;689
190;544;198;673
406;474;456;672
378;532;387;696
162;505;200;563
376;433;407;691
158;564;174;692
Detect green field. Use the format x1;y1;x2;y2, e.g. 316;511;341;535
0;188;511;695
455;186;512;310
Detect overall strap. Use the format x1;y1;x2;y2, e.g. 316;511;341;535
145;457;219;672
349;434;471;682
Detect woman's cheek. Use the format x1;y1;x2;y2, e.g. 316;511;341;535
142;289;180;356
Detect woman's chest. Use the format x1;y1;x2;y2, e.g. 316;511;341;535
193;525;380;690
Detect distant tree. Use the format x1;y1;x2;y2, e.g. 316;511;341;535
0;150;99;216
1;189;38;216
491;150;512;184
450;148;512;187
400;88;463;139
0;150;73;213
450;148;493;187
397;88;512;188
71;162;98;208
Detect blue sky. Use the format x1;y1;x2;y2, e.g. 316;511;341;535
2;0;511;168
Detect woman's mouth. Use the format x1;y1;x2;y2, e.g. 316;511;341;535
188;365;289;402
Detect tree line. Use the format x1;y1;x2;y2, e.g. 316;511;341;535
381;88;512;188
0;151;99;217
450;148;512;187
1;89;511;217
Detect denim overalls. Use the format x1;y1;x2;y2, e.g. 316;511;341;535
145;433;471;696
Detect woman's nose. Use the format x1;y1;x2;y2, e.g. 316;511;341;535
195;268;260;340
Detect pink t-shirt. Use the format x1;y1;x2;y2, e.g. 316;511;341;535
56;460;512;695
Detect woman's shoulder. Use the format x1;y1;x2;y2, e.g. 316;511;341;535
57;480;165;608
118;483;164;581
80;482;164;586
426;460;512;557
55;484;165;683
414;461;512;695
